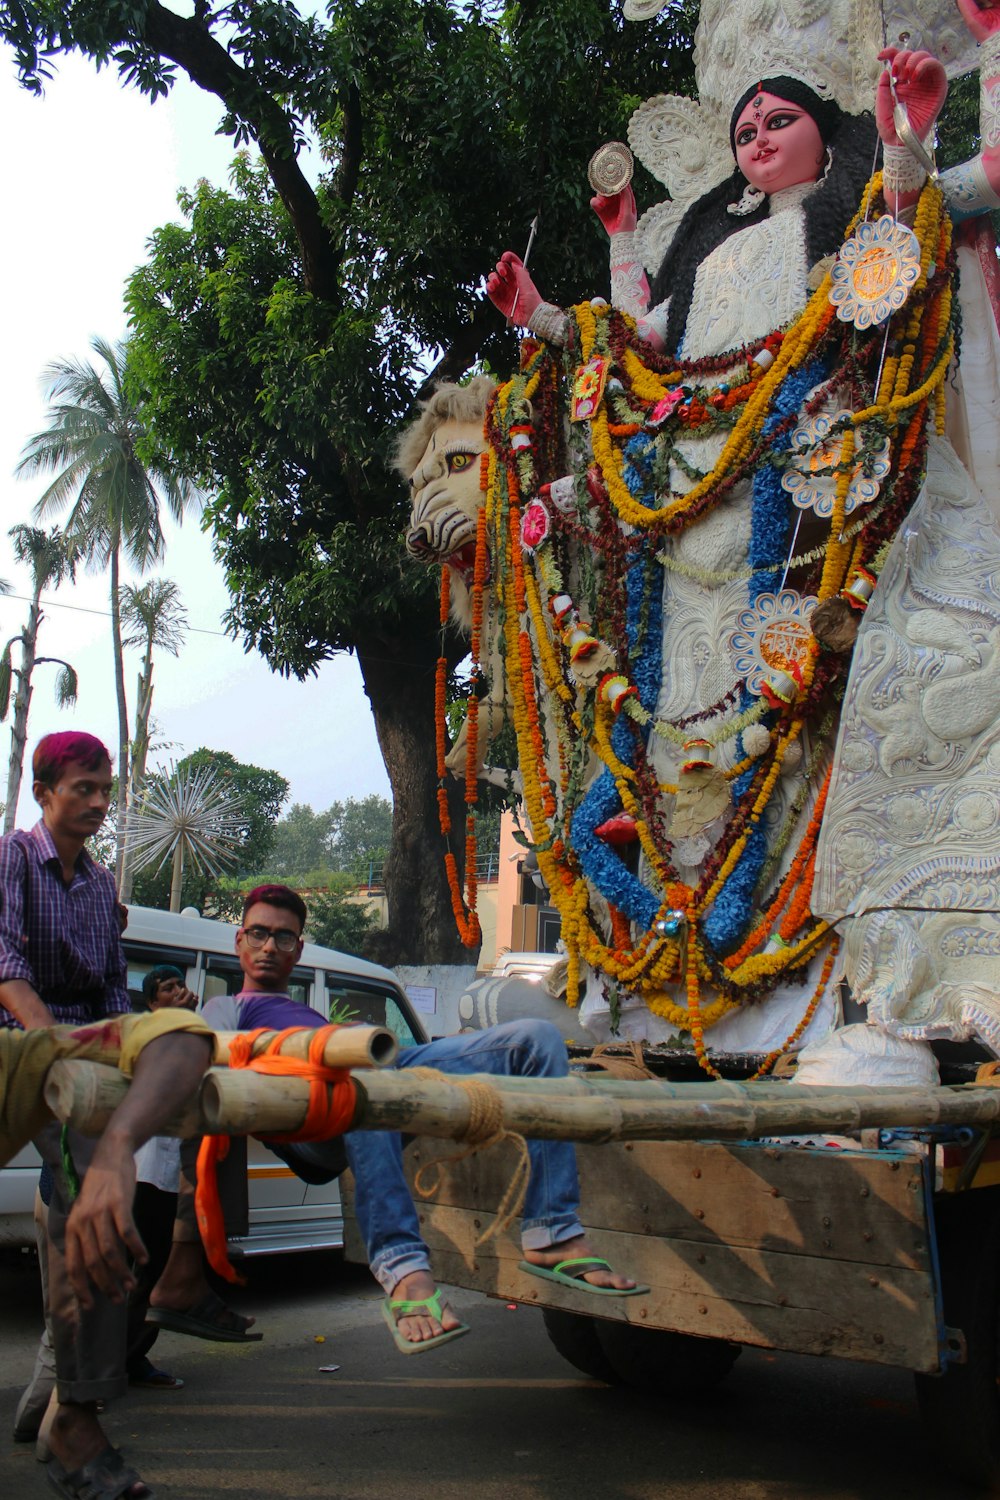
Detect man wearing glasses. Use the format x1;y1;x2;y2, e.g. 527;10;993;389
199;884;643;1357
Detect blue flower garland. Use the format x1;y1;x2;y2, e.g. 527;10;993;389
704;357;829;954
572;432;663;928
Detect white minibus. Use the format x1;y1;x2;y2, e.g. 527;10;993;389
0;904;427;1256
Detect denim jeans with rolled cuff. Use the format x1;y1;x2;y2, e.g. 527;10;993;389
344;1019;584;1294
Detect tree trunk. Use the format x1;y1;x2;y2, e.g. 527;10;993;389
119;646;154;903
4;607;39;834
110;548;130;889
357;632;475;967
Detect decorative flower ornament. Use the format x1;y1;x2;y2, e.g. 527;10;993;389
782;412;891;516
843;568;877;609
520;498;551;552
728;590;818;698
600;673;638;715
649;388;686;427
828;215;921;329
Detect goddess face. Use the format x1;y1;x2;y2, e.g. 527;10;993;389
404;418;486;583
733;90;825;195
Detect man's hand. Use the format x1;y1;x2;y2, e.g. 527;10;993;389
957;0;1000;44
64;1029;212;1306
65;1130;146;1307
0;978;55;1030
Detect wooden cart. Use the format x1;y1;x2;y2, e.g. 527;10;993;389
342;1091;1000;1489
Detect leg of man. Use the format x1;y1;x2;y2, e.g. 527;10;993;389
145;1137;258;1342
126;1182;179;1383
345;1019;635;1349
12;1187;56;1443
33;1121;136;1486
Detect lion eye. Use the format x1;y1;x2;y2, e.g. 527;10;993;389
447;452;474;473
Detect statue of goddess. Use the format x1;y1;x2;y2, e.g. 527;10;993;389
440;1;1000;1082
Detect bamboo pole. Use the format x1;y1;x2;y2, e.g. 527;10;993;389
43;1060;1000;1143
211;1025;397;1071
44;1060;205;1139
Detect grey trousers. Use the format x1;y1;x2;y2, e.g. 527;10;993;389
13;1191;56;1438
34;1122;128;1405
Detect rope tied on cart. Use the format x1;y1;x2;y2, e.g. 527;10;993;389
405;1066;531;1244
196;1025;358;1283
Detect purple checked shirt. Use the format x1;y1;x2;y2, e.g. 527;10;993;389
0;820;129;1028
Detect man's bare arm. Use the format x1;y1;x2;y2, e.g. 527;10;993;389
0;978;55;1030
65;1029;213;1306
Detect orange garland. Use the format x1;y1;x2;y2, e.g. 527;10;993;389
748;936;840;1080
434;561;481;949
723;763;833;968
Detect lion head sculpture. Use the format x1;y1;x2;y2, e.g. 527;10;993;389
399;376;496;630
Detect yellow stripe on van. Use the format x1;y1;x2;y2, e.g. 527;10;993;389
247;1165;296;1179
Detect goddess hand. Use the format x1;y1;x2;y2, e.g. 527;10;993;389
591;186;637;237
876;47;948;146
486;251;542;325
956;0;1000;44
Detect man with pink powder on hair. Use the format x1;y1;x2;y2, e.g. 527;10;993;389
0;731;156;1499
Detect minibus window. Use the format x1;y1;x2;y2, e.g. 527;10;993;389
324;979;423;1046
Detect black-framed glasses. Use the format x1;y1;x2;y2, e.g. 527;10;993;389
241;924;300;953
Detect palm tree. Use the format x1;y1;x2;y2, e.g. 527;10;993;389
0;526;78;832
119;578;188;900
15;336;196;884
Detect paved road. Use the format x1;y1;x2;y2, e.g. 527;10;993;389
0;1249;977;1500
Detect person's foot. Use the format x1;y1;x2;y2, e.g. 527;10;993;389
148;1241;256;1333
128;1356;184;1390
48;1402;151;1496
386;1269;463;1347
521;1234;638;1290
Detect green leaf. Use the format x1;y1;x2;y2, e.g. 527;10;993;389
56;664;78;708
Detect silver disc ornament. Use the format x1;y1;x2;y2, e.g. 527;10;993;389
588;142;635;197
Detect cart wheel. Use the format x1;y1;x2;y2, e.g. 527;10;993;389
914;1190;1000;1489
595;1319;741;1395
541;1308;620;1383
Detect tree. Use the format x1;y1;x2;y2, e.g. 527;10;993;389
182;749;288;874
328;795;393;879
305;886;381;955
119;577;188;899
268;801;336;878
0;0;699;961
15;335;196;883
0;527;77;832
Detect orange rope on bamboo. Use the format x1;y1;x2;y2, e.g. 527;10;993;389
196;1026;358;1284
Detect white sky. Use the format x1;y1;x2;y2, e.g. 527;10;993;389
0;51;390;825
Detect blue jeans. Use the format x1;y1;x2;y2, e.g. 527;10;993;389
344;1019;584;1293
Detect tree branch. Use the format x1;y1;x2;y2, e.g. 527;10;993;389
334;82;362;211
141;2;343;303
416;297;506;401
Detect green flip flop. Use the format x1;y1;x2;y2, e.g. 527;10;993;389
381;1288;470;1355
519;1256;650;1296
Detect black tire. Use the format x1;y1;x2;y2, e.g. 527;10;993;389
914;1189;1000;1491
541;1307;620;1383
595;1319;742;1396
